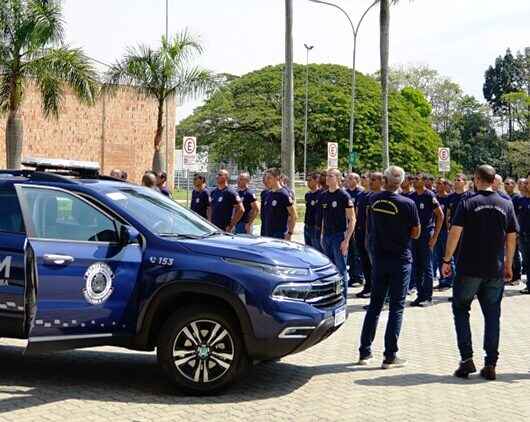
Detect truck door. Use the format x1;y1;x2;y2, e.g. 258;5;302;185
0;185;27;338
15;185;143;352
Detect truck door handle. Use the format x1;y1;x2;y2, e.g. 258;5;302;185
43;254;75;266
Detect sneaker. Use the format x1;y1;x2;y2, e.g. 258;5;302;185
349;278;364;287
422;300;433;307
480;365;496;381
410;299;423;307
520;288;530;295
381;356;407;369
356;291;371;299
454;359;477;379
356;354;373;365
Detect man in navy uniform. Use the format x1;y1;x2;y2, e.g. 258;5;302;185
442;165;518;380
190;174;211;219
345;172;365;286
262;168;297;240
260;173;269;236
320;168;356;295
355;172;383;299
312;170;328;252
235;172;259;234
516;179;530;294
304;172;321;248
210;169;244;232
410;173;444;307
433;178;452;290
357;166;420;368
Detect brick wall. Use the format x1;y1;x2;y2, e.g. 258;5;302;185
0;83;175;186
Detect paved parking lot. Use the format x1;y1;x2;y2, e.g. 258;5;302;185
1;281;530;421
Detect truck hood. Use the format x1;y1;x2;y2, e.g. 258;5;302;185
177;234;330;269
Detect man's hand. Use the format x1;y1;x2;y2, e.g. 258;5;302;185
226;224;235;233
245;223;252;234
428;234;438;250
504;262;513;282
442;262;452;278
340;239;349;256
284;233;292;241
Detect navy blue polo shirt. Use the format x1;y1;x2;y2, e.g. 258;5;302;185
262;188;293;236
437;194;450;232
355;191;372;239
314;188;327;230
368;191;420;262
191;189;210;219
304;190;320;227
238;188;257;224
516;196;530;235
509;192;522;208
453;191;519;278
210;186;241;230
447;191;474;225
346;187;364;207
410;189;440;232
320;188;353;235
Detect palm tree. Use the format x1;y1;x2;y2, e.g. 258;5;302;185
0;0;98;169
105;31;216;173
380;0;400;169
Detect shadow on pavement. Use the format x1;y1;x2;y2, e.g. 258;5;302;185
0;344;354;411
354;371;530;387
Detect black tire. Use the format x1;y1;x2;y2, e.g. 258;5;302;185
157;304;248;395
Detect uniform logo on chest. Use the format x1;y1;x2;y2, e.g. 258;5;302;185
420;203;425;210
218;196;223;202
272;200;278;207
310;200;316;206
332;201;338;208
196;198;200;203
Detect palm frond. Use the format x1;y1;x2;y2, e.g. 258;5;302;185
27;0;65;47
169;66;218;102
27;45;98;116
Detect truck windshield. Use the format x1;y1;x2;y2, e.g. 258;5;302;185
106;186;220;238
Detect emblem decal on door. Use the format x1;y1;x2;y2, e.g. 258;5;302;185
82;262;115;305
0;256;12;286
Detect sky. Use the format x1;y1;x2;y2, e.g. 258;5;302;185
63;0;530;122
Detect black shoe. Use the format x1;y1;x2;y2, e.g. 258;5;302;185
410;299;423;307
356;291;371;299
480;365;496;381
349;278;364;287
454;359;477;378
355;353;374;366
382;356;407;369
363;304;370;310
520;288;530;295
447;297;453;302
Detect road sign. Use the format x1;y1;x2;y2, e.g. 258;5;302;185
438;147;450;172
182;136;197;170
327;142;338;168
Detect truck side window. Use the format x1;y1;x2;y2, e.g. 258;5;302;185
0;187;25;234
18;187;118;242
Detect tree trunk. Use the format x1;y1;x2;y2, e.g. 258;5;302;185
380;0;390;169
6;109;23;169
152;99;165;173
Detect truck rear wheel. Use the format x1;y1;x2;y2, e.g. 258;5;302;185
157;304;248;395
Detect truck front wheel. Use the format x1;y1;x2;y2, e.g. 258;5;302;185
157;305;248;395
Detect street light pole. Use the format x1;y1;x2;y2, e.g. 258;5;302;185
303;43;314;180
165;0;169;174
282;0;295;189
308;0;379;172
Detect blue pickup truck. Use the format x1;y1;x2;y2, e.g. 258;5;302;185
0;158;346;394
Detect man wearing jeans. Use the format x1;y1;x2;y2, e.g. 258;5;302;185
442;165;518;381
320;168;356;297
357;166;420;368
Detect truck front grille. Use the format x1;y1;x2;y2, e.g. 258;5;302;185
306;276;344;309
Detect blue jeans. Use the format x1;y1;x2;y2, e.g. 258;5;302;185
347;237;364;283
359;258;411;359
412;232;434;301
356;235;372;293
452;276;504;366
235;221;247;234
322;232;349;297
520;234;530;283
433;229;454;287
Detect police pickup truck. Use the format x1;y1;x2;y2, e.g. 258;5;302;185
0;158;346;394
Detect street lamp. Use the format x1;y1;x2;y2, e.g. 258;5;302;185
303;43;314;180
308;0;379;172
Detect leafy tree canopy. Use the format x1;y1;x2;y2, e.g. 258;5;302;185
176;64;442;174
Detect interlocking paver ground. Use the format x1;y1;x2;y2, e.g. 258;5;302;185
1;279;530;421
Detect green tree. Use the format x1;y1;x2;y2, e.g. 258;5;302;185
176;64;442;174
106;31;216;172
0;0;98;169
506;141;530;177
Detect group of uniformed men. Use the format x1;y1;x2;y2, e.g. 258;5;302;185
191;165;529;377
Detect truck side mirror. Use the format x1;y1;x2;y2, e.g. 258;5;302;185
120;225;140;246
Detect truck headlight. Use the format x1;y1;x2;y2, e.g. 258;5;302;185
223;258;310;277
272;283;312;302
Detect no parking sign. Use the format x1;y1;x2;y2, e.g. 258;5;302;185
327;142;338;168
438;147;450;172
182;136;197;170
